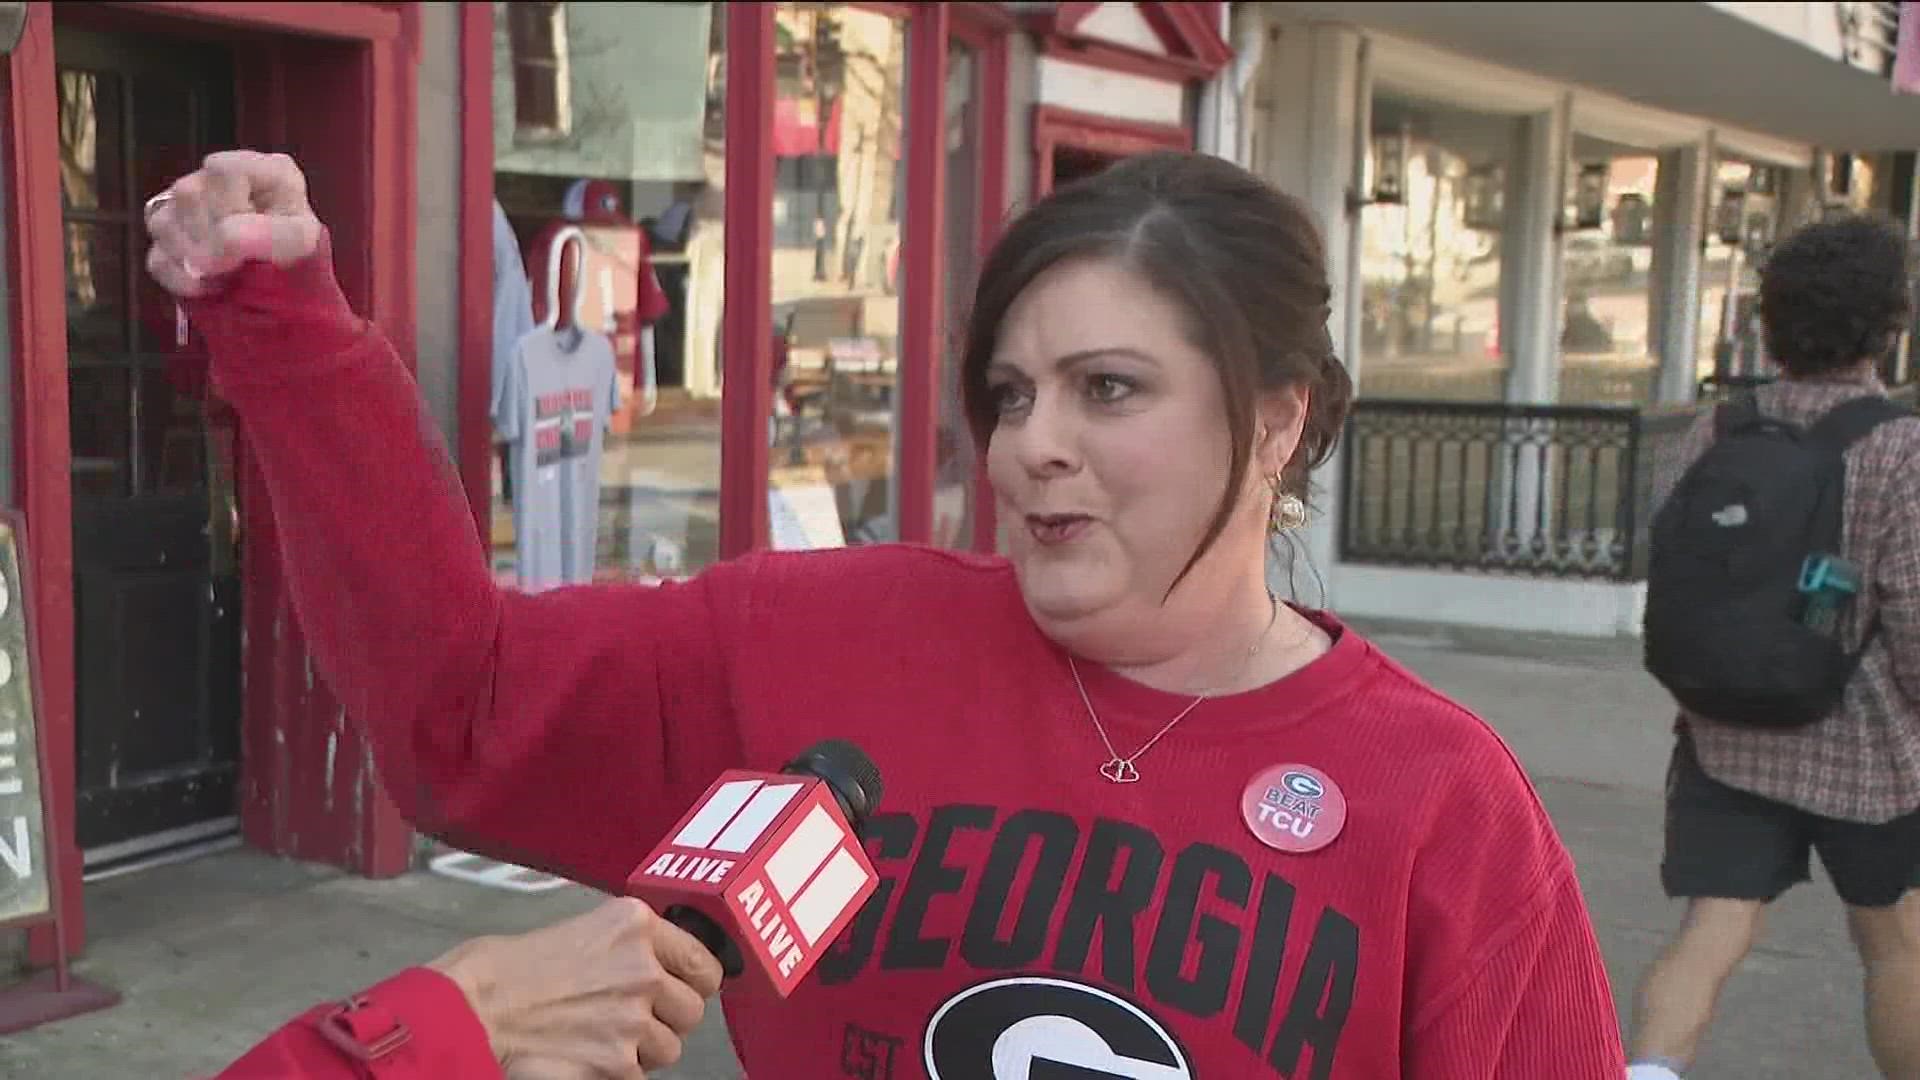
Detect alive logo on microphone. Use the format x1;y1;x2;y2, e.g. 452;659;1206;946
628;770;879;997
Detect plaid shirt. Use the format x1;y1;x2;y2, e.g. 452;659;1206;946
1656;375;1920;824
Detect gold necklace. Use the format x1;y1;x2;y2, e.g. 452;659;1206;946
1069;596;1280;784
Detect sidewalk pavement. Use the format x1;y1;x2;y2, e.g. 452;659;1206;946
0;619;1884;1079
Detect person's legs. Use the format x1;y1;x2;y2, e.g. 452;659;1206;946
1847;894;1920;1080
1630;898;1768;1067
1817;809;1920;1080
1630;735;1810;1074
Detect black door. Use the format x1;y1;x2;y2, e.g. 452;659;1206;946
55;26;243;858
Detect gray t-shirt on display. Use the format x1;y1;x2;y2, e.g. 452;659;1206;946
497;325;619;591
488;200;537;435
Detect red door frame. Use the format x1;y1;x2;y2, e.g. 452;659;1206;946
717;2;776;556
4;0;416;960
893;3;949;545
3;2;80;964
456;3;493;542
953;9;1012;554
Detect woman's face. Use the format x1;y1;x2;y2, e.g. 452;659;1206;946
983;256;1305;660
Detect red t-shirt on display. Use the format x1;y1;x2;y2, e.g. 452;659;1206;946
201;241;1623;1079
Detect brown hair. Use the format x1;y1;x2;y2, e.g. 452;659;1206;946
960;150;1353;588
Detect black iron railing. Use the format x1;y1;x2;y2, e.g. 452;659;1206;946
1341;388;1918;583
1341;401;1665;581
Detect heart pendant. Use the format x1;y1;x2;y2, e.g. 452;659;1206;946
1099;758;1140;784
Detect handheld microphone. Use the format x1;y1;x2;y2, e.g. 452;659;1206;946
626;739;883;997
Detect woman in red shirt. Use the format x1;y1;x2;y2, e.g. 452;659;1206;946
153;149;1625;1078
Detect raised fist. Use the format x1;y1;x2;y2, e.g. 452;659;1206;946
144;149;323;299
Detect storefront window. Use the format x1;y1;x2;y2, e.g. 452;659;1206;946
1827;152;1877;215
1358;96;1508;401
488;1;726;588
1559;147;1658;406
936;41;979;550
767;4;906;548
1698;159;1777;384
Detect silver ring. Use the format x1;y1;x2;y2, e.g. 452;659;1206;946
143;190;174;222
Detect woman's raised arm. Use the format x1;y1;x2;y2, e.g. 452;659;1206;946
149;151;748;889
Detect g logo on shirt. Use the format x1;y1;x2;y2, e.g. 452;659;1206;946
924;975;1193;1079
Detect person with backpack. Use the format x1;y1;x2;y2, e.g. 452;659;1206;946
1630;215;1920;1080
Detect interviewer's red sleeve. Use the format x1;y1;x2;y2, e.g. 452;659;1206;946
184;235;748;892
213;967;497;1079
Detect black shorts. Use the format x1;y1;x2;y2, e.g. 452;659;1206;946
1662;734;1920;908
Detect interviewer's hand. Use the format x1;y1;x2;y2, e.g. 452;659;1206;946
428;897;723;1079
144;149;323;299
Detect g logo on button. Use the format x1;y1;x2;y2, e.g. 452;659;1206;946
1281;771;1325;800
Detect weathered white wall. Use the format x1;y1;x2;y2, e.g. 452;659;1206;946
1335;565;1648;638
1708;1;1850;61
1077;2;1166;54
1035;56;1186;127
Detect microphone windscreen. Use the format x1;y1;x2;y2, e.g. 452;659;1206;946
786;739;883;821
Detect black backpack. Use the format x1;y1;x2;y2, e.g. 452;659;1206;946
1643;392;1908;728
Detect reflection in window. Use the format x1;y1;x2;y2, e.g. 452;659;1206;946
64;222;121;348
1358;100;1507;401
1699;160;1777;385
59;71;123;326
1826;152;1875;215
768;4;905;549
58;70;122;214
1558;151;1658;406
506;2;572;138
489;2;725;586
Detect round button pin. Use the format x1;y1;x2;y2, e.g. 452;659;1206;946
1241;764;1346;854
